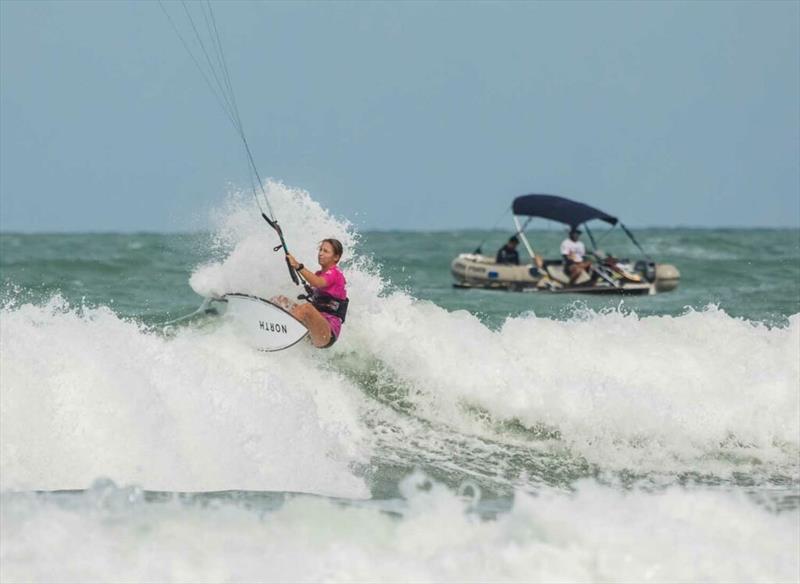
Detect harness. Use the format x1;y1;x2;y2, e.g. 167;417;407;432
309;290;349;323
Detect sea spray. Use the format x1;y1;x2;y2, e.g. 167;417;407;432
189;182;361;300
183;185;800;482
3;184;797;494
363;302;799;474
1;183;798;584
0;294;368;497
1;475;797;583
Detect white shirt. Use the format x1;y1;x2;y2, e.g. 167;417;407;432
560;239;585;262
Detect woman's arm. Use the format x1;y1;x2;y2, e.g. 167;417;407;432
298;266;327;288
286;254;328;288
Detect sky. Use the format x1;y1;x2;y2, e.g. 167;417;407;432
1;0;798;232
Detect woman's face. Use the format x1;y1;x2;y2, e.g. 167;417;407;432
318;241;340;267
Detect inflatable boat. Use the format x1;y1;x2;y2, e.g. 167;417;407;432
451;194;680;295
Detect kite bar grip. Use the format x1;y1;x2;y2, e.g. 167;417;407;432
286;257;300;285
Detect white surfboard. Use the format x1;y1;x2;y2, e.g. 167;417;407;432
221;293;308;351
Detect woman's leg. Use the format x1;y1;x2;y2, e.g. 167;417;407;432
291;303;333;348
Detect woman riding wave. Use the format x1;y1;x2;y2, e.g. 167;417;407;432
278;238;348;349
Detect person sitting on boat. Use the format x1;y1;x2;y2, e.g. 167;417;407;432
279;238;349;349
560;228;593;284
496;236;520;265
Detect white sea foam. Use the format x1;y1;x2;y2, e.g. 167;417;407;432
350;295;800;477
186;182;800;478
189;182;363;301
0;295;368;497
1;475;797;583
2;182;798;495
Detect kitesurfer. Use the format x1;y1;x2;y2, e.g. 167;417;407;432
277;239;348;349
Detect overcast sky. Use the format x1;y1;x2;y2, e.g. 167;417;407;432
1;0;798;232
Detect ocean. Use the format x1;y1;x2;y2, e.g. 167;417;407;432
1;183;799;583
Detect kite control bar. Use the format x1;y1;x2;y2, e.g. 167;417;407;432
262;213;300;286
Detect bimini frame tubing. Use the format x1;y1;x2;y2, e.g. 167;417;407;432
513;215;537;261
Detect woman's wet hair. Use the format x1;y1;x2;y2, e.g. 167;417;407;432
321;238;343;261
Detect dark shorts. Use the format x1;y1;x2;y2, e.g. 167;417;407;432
321;331;337;349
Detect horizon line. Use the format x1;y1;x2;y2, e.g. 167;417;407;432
2;224;800;236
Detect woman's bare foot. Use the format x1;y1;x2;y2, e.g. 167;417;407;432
270;295;295;311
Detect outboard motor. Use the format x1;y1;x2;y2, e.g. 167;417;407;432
634;260;657;283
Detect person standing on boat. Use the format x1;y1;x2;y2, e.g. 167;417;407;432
496;236;520;265
561;228;593;284
279;239;349;349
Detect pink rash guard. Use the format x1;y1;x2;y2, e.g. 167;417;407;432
314;264;347;339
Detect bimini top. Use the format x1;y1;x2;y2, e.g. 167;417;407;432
512;194;618;228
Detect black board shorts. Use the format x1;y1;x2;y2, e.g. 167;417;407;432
322;331;337;349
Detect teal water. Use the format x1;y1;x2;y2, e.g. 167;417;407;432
1;223;799;582
2;228;798;325
362;228;800;325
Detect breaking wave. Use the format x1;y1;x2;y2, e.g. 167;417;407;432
1;182;798;496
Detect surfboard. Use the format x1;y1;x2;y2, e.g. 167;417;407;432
220;293;308;351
